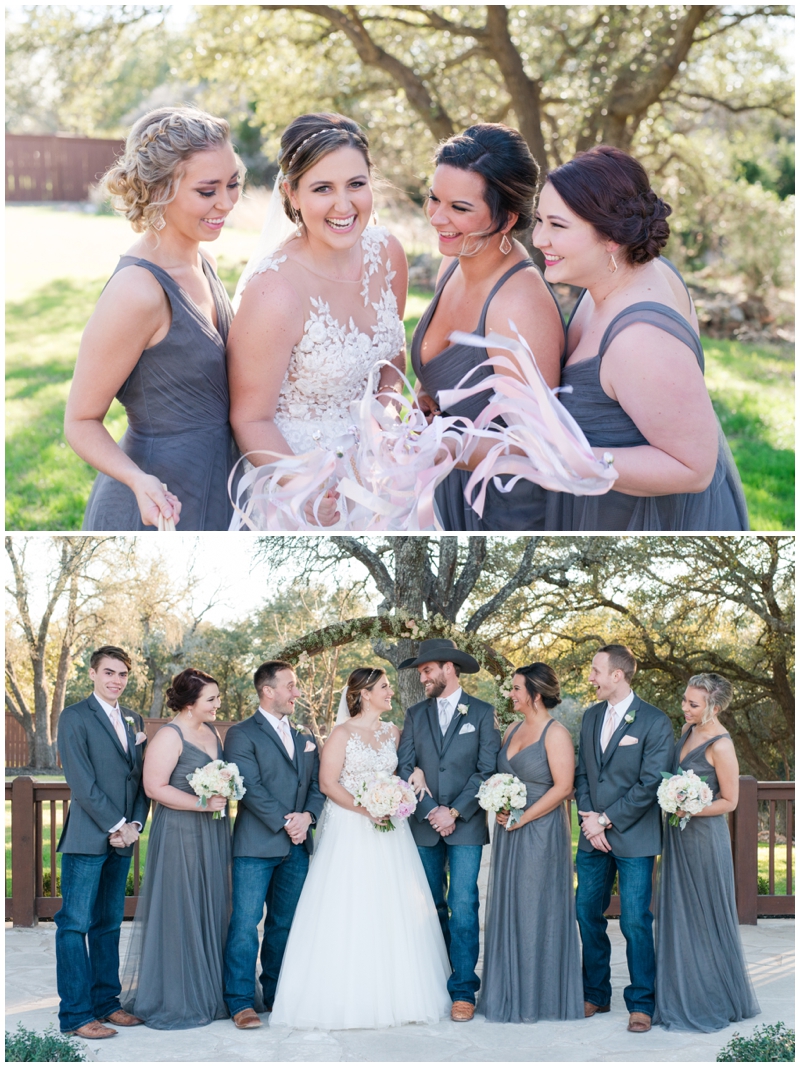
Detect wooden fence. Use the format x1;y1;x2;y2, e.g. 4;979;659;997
5;774;793;927
5;133;125;202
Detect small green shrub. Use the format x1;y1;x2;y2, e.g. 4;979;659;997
717;1021;795;1062
758;875;770;895
4;1023;87;1062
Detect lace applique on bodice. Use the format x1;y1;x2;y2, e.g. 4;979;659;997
253;227;405;454
339;721;398;796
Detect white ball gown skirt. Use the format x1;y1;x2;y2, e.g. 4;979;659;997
270;800;452;1030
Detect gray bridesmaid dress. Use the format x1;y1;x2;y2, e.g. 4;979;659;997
82;255;240;531
121;722;231;1029
411;259;566;531
653;727;760;1032
481;720;583;1022
546;263;749;531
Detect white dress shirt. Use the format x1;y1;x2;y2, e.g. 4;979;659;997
600;690;636;751
436;687;463;735
94;694;141;834
259;707;295;758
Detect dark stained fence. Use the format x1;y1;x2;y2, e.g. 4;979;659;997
5;133;125;202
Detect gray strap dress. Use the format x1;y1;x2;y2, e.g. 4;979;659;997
120;722;231;1029
653;727;760;1031
82;256;240;531
411;259;566;531
545;261;749;531
481;720;583;1022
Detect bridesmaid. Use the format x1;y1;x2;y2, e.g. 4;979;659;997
411;123;565;531
532;145;748;531
654;673;760;1031
65;106;242;530
121;669;231;1028
481;663;583;1022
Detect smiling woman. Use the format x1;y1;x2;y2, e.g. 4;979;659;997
63;106;244;532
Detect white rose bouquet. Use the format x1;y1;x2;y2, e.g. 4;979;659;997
186;760;245;819
353;772;418;832
477;773;527;828
657;767;713;829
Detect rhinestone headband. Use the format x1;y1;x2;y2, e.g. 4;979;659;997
284;127;341;170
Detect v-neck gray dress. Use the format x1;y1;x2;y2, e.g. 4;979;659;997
411;259;566;531
82;255;240;531
545;261;749;531
120;722;231;1029
481;720;583;1022
653;727;760;1031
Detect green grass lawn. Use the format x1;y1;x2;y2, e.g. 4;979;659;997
5;271;794;530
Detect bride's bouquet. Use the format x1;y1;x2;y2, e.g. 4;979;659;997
477;773;527;828
657;767;713;829
353;772;418;832
186;759;246;819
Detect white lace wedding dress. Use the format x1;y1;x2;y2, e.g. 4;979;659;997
269;722;451;1030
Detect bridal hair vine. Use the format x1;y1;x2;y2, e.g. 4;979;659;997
284;128;341;170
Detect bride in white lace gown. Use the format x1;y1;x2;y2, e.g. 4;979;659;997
270;668;451;1030
228;113;407;528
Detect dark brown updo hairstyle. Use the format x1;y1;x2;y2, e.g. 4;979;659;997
344;667;387;717
546;145;671;265
278;112;372;222
166;668;219;712
432;123;540;242
514;663;562;709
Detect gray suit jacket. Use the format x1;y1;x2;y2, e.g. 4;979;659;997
224;712;325;859
397;693;501;847
57;695;150;857
574;693;674;858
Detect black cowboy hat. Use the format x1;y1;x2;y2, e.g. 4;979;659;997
397;638;480;674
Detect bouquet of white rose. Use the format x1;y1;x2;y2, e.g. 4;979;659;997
186;759;245;819
353;772;418;832
477;773;527;828
657;767;713;829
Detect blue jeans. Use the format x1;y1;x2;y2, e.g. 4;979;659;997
224;847;309;1015
417;840;483;1004
575;849;656;1015
54;850;131;1032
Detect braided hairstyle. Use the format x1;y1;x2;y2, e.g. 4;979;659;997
344;667;386;717
278;113;372;223
102;106;242;234
432;123;540;245
547;145;671;265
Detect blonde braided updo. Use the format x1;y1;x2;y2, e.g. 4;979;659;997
102;106;243;234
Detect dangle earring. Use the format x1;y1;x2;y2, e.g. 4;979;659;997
371;209;379;227
499;232;512;255
608;253;618;274
292;208;303;238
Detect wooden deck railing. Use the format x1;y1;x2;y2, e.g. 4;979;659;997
6;775;794;927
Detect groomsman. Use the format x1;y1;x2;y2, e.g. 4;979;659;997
397;638;501;1022
223;661;325;1029
54;646;150;1039
575;644;674;1033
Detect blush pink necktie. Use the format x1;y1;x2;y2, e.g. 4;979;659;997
600;704;616;752
111;709;128;752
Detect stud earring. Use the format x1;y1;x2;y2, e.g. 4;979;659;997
608;254;618;274
499;232;512;255
292;209;303;238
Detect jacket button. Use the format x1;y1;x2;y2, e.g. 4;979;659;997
440;767;445;772
599;777;605;783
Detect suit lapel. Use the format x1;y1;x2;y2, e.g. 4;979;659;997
426;698;442;754
121;713;136;767
592;704;605;767
255;712;298;773
600;696;639;767
89;694;130;762
440;697;468;759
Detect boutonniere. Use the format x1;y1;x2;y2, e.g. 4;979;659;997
124;716;135;729
625;709;636;725
457;703;469;716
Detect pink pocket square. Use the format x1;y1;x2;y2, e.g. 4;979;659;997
304;740;316;753
618;735;639;746
134;731;147;746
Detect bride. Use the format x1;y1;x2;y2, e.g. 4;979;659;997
228;113;408;528
269;668;451;1029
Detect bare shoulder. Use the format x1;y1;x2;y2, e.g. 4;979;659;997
546;719;574;746
98;262;167;317
707;733;736;759
147;723;182;754
200;249;218;272
385;232;407;265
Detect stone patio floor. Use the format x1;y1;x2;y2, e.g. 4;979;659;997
5;918;793;1062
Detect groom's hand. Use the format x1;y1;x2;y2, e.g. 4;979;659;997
427;805;455;835
284;811;312;844
578;810;609;839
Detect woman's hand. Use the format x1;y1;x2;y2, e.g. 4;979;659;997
415;387;441;425
303;489;340;527
206;794;227;813
408;766;431;800
674;808;689;821
130;472;182;528
495;809;510;828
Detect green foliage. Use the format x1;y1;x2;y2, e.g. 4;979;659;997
758;875;770;895
4;1023;87;1062
716;1022;795;1062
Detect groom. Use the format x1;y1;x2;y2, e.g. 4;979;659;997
575;644;674;1034
397;638;501;1022
223;660;325;1029
54;645;150;1039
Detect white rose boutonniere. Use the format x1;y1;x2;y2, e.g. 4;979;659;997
124;716;135;729
624;709;636;725
457;703;469;716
